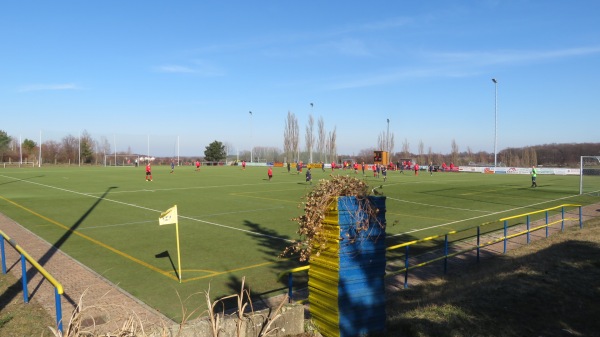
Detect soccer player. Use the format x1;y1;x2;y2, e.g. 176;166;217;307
195;160;200;171
145;163;153;181
306;168;312;184
382;165;387;182
170;161;175;174
531;165;538;187
268;166;273;181
242;160;246;170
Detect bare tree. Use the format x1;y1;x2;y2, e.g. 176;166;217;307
530;147;538;166
317;117;326;162
253;146;281;162
466;146;474;164
402;138;410;158
451;139;459;165
41;140;60;164
305;114;314;163
284;111;299;163
327;127;337;163
427;146;433;164
418;140;425;164
377;132;386;151
60;134;78;164
357;147;376;164
377;131;395;155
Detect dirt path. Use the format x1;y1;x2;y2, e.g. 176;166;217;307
0;213;171;334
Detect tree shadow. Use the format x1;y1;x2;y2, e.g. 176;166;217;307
0;186;117;311
207;219;299;310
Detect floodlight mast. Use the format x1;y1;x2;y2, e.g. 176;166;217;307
386;118;390;153
249;111;253;163
492;78;498;168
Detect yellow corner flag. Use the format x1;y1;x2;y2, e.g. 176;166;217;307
159;205;178;225
159;205;182;282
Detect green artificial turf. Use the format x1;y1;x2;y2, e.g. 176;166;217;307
0;165;598;320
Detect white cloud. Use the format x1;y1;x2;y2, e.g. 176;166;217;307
155;65;196;73
326;45;600;90
18;83;80;92
425;46;600;67
154;61;225;77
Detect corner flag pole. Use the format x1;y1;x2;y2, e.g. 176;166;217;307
175;219;182;283
159;205;182;283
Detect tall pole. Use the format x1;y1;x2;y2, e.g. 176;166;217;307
38;130;42;167
386;118;390;153
249;111;253;163
492;78;498;168
309;103;314;163
113;134;116;165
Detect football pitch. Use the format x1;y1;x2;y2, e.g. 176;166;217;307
0;165;598;320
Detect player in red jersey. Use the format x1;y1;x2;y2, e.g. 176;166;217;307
145;163;153;181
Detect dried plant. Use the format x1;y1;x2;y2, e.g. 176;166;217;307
281;175;384;262
47;288;168;337
203;276;286;337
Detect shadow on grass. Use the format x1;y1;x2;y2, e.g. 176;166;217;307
207;219;296;310
0;186;117;311
155;250;179;280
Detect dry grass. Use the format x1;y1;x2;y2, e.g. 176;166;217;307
384;215;600;337
0;273;54;336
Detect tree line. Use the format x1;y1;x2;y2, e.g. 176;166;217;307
1;129;597;167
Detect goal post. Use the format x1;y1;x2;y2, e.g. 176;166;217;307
580;156;600;195
104;154;140;167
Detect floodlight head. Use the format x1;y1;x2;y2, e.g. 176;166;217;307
492;78;497;83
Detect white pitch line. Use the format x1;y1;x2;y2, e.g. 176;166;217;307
85;181;299;195
386;196;492;213
391;193;580;237
0;174;294;243
188;206;285;218
80;220;157;230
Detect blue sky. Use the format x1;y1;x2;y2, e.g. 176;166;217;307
2;1;599;157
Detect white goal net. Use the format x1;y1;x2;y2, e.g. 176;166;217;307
580;156;600;196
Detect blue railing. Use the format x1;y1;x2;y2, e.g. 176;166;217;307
0;229;64;334
279;204;582;300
